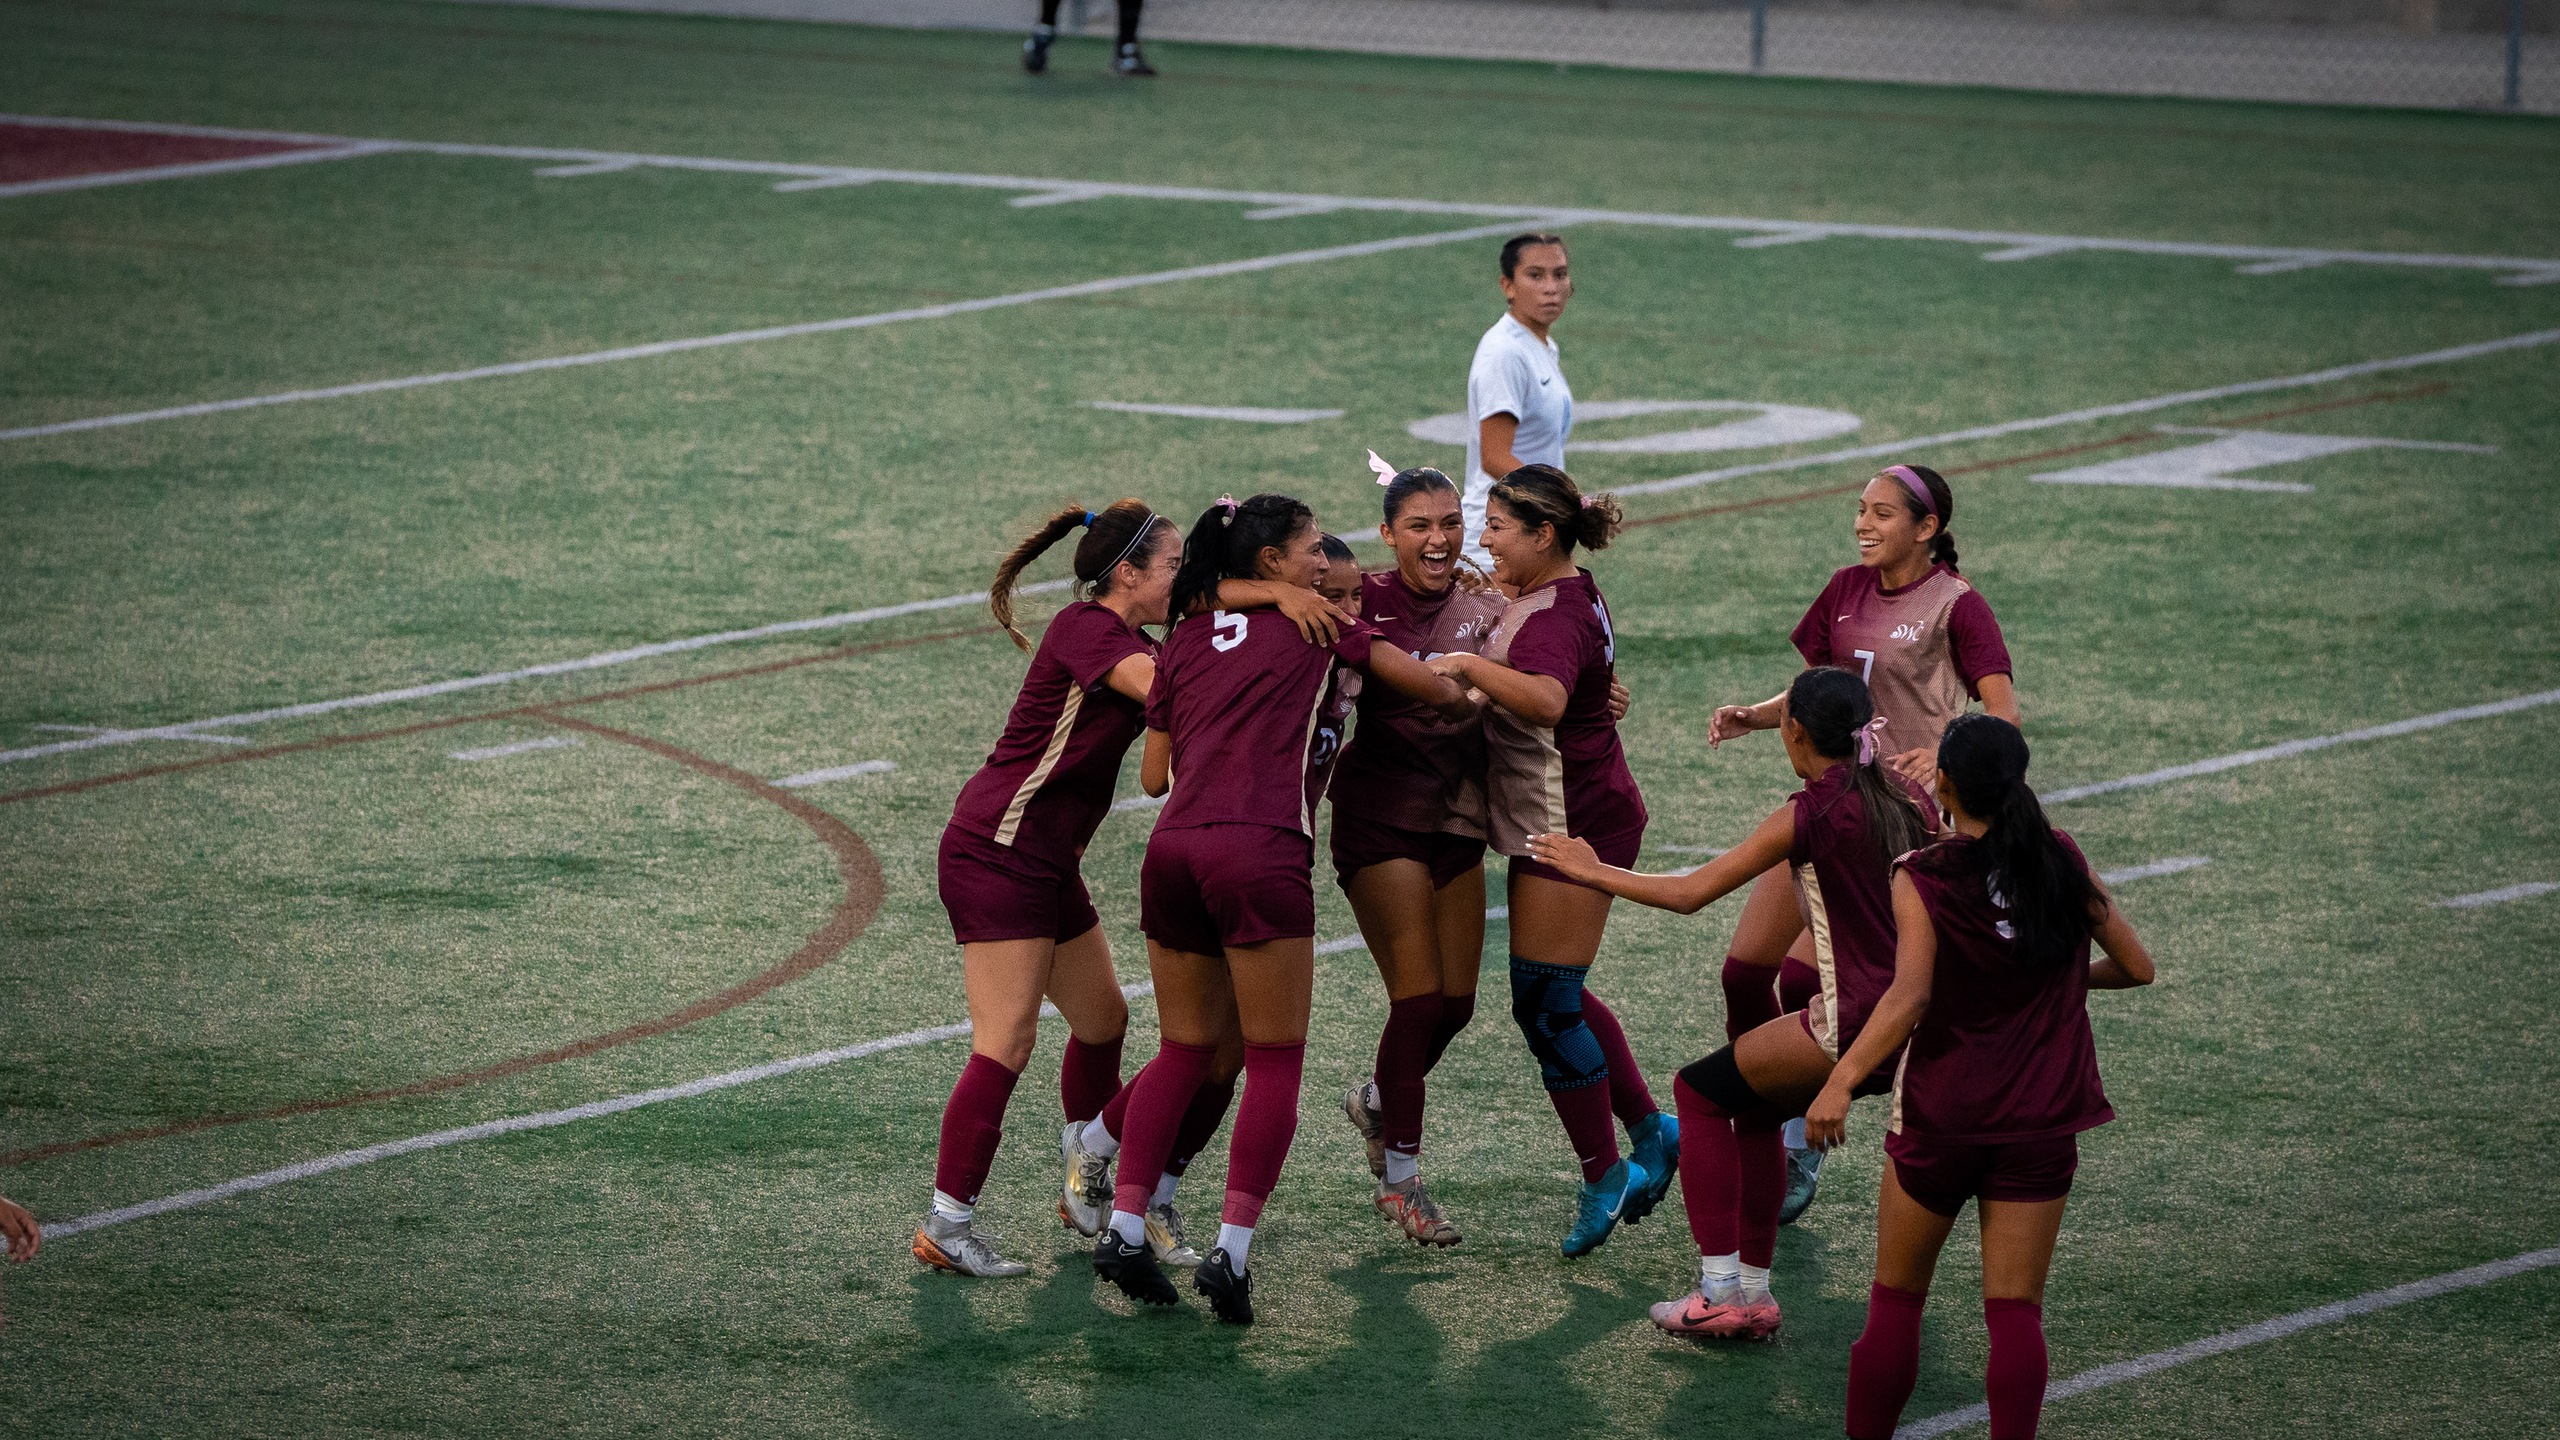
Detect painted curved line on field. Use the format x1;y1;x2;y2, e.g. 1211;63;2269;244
0;712;885;1170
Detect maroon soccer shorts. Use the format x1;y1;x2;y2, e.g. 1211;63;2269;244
1885;1131;2081;1217
936;824;1102;946
1329;810;1487;892
1506;825;1643;893
1140;823;1316;955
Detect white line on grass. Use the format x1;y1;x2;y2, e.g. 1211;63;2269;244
34;723;249;746
1089;401;1346;423
1894;1247;2560;1438
1614;327;2560;497
1109;794;1168;812
9;114;2556;282
772;759;895;788
0;220;1531;445
447;735;582;762
0;141;396;199
2099;856;2212;884
2044;688;2560;804
2437;881;2557;909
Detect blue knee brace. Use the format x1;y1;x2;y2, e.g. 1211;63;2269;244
1509;954;1608;1093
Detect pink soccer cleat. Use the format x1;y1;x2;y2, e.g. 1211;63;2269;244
1649;1289;1753;1339
1735;1297;1784;1340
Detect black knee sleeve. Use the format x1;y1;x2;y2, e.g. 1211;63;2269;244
1678;1045;1761;1116
1509;955;1608;1093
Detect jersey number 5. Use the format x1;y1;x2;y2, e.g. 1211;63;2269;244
1211;611;1249;653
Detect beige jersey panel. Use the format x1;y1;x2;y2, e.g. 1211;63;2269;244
1479;586;1567;855
1795;860;1844;1061
993;684;1085;848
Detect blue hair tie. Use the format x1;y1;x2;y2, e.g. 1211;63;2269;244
1084;510;1097;527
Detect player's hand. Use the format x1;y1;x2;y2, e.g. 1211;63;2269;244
1888;746;1936;789
1427;652;1476;683
1526;832;1602;882
1270;586;1342;646
1708;705;1763;747
1801;1082;1854;1152
1608;677;1632;723
0;1196;40;1264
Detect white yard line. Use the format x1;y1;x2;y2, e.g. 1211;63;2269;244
772;759;895;788
2044;688;2560;804
2099;856;2212;884
7;113;2556;282
447;735;582;762
1613;327;2560;497
1895;1246;2560;1439
2437;881;2557;909
1089;401;1346;423
1108;794;1168;812
0;220;1531;445
0;141;396;199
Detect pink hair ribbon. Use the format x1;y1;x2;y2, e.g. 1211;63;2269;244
1855;715;1891;767
1367;450;1399;486
1213;494;1240;524
1880;465;1936;518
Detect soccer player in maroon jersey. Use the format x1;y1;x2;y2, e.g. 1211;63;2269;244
1425;463;1675;1258
1708;464;2020;1221
919;500;1340;1279
1804;715;2154;1440
1530;666;1934;1336
1092;494;1473;1324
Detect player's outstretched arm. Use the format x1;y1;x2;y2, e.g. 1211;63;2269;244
2088;884;2156;990
1363;641;1476;722
1430;651;1566;728
1527;804;1793;915
1211;579;1342;645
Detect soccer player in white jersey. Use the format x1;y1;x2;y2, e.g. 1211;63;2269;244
1462;233;1576;568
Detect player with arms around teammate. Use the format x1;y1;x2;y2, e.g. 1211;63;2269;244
1710;464;2018;1220
1810;715;2154;1440
1462;233;1575;567
1093;495;1472;1324
1428;464;1677;1258
1530;665;1936;1338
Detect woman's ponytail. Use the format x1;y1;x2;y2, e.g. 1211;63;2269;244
1911;464;1959;573
1166;493;1316;631
989;498;1165;651
1489;463;1621;554
1936;714;2095;966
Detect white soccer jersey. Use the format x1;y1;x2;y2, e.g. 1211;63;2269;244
1462;311;1574;564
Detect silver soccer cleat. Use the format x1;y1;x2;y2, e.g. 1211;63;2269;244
1146;1199;1204;1268
913;1211;1030;1278
1060;1120;1113;1237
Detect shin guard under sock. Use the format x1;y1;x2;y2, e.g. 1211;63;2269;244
1672;1074;1739;1257
1221;1041;1306;1228
1060;1032;1124;1124
1720;955;1784;1040
1424;991;1475;1071
1846;1283;1928;1440
1580;991;1657;1127
1736;1115;1785;1269
1111;1041;1214;1217
933;1053;1021;1207
1167;1074;1237;1177
1983;1298;2048;1440
1375;994;1443;1160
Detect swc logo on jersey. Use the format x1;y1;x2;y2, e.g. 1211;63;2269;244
1890;621;1929;644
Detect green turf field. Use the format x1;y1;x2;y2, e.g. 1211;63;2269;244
3;2;2558;1435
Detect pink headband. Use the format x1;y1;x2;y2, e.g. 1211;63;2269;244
1854;715;1891;767
1880;465;1936;518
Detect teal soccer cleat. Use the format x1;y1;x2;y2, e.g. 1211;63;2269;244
1622;1111;1680;1224
1562;1156;1646;1258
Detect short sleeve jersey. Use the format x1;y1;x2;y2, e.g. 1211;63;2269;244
1479;569;1645;855
1792;565;2012;758
1464;313;1573;494
1146;607;1380;837
1330;570;1507;837
948;601;1155;864
1889;830;2114;1144
1789;761;1938;1059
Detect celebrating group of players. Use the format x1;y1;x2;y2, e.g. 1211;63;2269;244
911;280;2156;1440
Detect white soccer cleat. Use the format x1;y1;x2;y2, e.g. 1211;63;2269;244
913;1212;1030;1278
1060;1120;1112;1237
1146;1199;1204;1268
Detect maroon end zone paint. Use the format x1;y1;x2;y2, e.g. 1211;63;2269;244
0;122;322;185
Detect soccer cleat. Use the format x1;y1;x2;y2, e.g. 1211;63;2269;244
1059;1121;1112;1237
1649;1289;1753;1339
913;1212;1030;1278
1092;1230;1181;1307
1112;42;1157;76
1622;1111;1680;1224
1194;1247;1254;1325
1022;25;1054;73
1146;1200;1204;1268
1561;1157;1646;1258
1342;1081;1387;1179
1778;1144;1823;1225
1735;1297;1784;1340
1374;1177;1462;1247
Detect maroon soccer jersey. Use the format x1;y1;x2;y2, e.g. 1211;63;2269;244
1791;565;2012;758
1331;570;1506;836
1890;830;2114;1144
1480;568;1646;855
1146;605;1381;836
947;601;1155;864
1789;761;1930;1059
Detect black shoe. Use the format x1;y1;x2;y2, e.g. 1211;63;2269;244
1093;1231;1180;1306
1194;1247;1254;1325
1112;42;1156;77
1023;25;1054;74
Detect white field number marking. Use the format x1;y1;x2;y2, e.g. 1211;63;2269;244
2035;427;2496;492
1406;399;1862;453
447;735;582;762
2437;881;2557;909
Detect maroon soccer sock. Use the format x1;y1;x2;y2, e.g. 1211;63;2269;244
1672;1074;1739;1256
1166;1074;1237;1177
1096;1070;1136;1142
1060;1032;1124;1124
1110;1040;1214;1216
1736;1115;1785;1268
1983;1298;2048;1440
1580;991;1658;1127
1846;1283;1928;1440
1221;1041;1307;1228
1721;955;1783;1039
1778;956;1821;1015
1375;994;1444;1161
1424;991;1476;1071
1547;1081;1621;1183
932;1052;1021;1207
